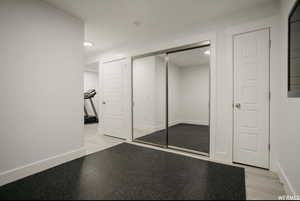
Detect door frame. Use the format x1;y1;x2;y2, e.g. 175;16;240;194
131;41;214;157
232;28;271;169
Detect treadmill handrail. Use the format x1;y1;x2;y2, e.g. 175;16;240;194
84;89;97;99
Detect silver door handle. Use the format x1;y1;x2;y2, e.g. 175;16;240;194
102;101;106;105
235;103;241;109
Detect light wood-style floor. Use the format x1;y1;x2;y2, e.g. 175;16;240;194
84;125;286;200
84;124;124;155
244;166;286;200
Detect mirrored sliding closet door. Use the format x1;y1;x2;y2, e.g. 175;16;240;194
132;42;211;156
132;54;167;147
167;47;210;155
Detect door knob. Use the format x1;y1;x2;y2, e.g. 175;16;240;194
235;103;241;109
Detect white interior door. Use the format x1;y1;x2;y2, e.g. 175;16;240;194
100;59;127;139
233;29;270;169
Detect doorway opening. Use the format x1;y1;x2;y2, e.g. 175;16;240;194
132;42;211;156
84;63;99;125
83;62;123;155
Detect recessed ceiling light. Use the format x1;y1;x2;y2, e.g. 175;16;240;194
84;42;93;47
204;50;211;55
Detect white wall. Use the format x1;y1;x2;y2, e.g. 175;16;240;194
133;56;157;132
272;0;300;195
180;65;210;125
155;56;167;129
0;0;84;185
155;57;182;127
84;71;99;92
84;71;99;114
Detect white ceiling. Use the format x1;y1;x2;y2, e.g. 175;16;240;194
169;47;210;68
45;0;277;57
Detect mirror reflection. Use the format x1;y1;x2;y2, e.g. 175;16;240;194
168;47;210;154
132;54;167;146
132;45;211;155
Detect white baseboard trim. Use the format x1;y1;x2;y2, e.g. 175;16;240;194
182;120;209;126
135;120;209;133
276;161;296;196
0;147;86;187
168;120;182;127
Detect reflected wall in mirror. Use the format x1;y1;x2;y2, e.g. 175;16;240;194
168;47;210;154
132;54;167;146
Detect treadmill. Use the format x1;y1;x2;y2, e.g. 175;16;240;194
84;89;99;124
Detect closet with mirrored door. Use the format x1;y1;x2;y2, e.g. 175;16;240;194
132;42;211;156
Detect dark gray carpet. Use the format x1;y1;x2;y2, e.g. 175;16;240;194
0;143;246;200
136;124;210;153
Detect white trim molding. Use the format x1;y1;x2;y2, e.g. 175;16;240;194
182;120;209;126
0;148;86;187
276;161;296;196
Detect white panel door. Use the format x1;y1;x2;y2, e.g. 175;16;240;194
233;29;270;169
101;59;127;139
